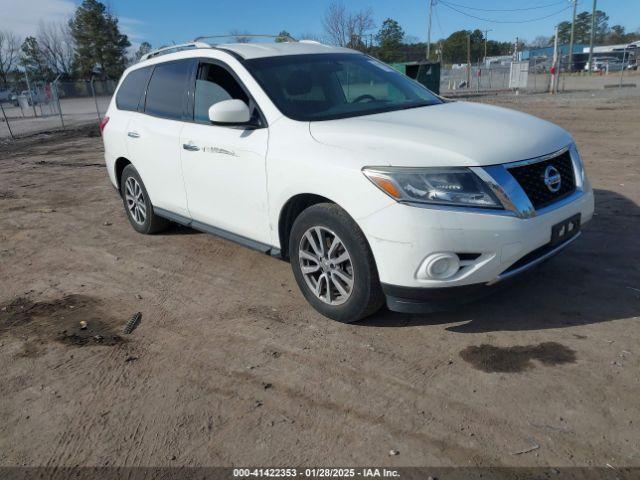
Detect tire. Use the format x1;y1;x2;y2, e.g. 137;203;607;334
289;203;384;323
120;164;169;234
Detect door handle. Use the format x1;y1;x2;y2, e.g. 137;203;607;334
182;143;200;152
127;131;140;138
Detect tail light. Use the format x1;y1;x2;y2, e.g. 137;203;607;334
99;116;110;134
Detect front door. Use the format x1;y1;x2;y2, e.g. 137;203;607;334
180;61;270;245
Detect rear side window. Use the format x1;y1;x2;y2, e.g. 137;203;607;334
145;60;191;120
116;67;152;111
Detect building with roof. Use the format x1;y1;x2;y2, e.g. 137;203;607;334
520;44;589;61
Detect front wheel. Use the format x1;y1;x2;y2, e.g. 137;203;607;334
289;203;384;323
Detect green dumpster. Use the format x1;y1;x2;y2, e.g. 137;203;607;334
390;61;440;95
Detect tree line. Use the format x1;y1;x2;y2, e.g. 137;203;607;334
0;0;131;89
317;3;519;64
530;9;640;49
317;2;638;64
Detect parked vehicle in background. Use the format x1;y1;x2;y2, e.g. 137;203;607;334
531;57;552;73
101;37;594;322
10;90;39;107
584;56;623;72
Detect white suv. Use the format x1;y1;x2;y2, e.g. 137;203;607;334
101;38;594;322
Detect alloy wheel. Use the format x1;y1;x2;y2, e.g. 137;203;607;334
124;177;146;225
298;226;354;305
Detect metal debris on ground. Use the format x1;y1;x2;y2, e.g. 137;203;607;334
123;312;142;334
79;320;87;330
511;438;540;455
389;449;399;456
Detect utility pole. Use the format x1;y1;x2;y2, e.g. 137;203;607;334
587;0;597;74
567;0;578;72
619;44;627;87
550;25;559;93
426;0;434;60
483;29;493;65
466;33;471;88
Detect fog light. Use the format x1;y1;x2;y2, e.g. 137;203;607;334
425;253;460;280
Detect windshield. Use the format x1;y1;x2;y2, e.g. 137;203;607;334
245;53;442;121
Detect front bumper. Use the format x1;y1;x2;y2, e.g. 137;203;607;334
358;185;594;312
381;231;582;313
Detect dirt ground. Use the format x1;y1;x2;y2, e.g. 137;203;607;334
0;89;639;471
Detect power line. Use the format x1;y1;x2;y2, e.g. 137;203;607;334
438;1;573;24
439;1;566;12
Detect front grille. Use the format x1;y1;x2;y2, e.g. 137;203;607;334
508;150;576;209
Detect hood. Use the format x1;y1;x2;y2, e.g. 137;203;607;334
309;101;572;167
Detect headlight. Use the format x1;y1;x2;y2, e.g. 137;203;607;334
362;167;502;209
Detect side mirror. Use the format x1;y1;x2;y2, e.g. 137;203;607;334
208;99;251;125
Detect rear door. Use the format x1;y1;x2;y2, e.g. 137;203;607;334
179;60;270;244
107;66;152;187
125;59;193;217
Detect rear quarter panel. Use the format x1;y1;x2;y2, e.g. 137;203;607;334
102;94;130;190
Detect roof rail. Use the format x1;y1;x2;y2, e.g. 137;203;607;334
140;41;212;62
193;34;297;43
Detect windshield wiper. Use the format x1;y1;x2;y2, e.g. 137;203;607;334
394;102;434;111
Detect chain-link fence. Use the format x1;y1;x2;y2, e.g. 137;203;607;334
440;65;512;93
439;57;639;96
0;79;116;139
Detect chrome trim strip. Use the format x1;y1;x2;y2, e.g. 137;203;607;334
401;201;517;216
487;231;582;285
471;166;536;219
474;143;579;219
568;143;585;190
502;146;570;169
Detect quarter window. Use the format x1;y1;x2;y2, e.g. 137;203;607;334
116;66;152;111
144;60;191;120
194;63;249;123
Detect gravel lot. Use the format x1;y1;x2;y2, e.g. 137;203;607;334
0;90;639;471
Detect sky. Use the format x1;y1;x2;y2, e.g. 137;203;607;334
2;0;639;50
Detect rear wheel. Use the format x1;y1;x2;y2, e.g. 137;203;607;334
289;203;384;322
120;164;169;234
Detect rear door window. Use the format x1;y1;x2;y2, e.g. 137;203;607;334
116;66;152;111
144;60;191;120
